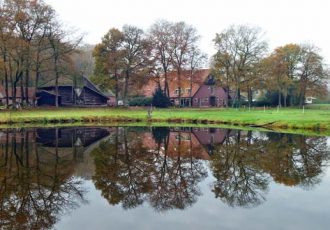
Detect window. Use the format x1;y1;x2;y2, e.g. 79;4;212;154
186;88;191;94
194;98;198;102
204;97;208;102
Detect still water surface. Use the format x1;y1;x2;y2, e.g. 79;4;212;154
0;126;329;230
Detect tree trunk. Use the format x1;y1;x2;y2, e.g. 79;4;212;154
114;68;119;106
25;68;30;105
55;73;59;107
54;53;59;107
3;54;9;108
247;86;252;107
177;68;181;107
164;71;169;97
34;70;40;107
123;70;129;106
278;89;281;107
20;77;24;105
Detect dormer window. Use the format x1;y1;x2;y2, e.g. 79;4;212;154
174;88;182;95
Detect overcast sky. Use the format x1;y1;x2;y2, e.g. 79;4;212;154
45;0;330;62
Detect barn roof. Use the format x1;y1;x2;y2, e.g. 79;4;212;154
38;76;109;99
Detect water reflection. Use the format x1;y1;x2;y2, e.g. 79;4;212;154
0;126;329;229
0;127;110;229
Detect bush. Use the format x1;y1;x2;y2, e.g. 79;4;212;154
152;88;171;108
128;97;152;106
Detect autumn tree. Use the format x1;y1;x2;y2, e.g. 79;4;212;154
0;0;82;108
261;44;329;107
92;28;124;102
212;25;268;107
296;44;329;107
261;44;301;107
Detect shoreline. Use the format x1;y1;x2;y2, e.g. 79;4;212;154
0;107;329;136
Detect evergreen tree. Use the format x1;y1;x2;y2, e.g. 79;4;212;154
152;87;171;108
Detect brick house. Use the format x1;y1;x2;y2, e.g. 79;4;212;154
141;69;228;107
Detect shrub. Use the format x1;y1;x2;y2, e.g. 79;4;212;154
128;97;152;106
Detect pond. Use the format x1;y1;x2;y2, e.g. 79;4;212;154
0;126;329;230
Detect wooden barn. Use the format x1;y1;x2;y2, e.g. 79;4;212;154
37;76;109;106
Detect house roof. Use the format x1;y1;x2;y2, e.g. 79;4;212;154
141;69;211;98
0;85;36;98
38;76;109;99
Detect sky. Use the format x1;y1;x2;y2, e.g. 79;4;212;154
45;0;330;62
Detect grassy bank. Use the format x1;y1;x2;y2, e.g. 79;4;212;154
0;107;330;135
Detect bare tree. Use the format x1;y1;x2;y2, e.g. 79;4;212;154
213;25;268;107
188;46;207;106
169;22;200;107
46;20;82;107
149;20;173;97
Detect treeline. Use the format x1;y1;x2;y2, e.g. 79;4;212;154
0;0;82;108
92;20;207;105
212;25;329;107
93;22;329;108
1;0;329;109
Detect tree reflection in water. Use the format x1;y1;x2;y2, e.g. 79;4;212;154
0;128;89;230
210;131;330;208
1;126;328;229
92;127;207;212
92;127;330;210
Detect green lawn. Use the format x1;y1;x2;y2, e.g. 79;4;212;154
0;107;330;135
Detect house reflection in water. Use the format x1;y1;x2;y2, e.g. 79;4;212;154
143;127;233;160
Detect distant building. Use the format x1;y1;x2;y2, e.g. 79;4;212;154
305;96;317;104
141;69;228;107
0;85;36;106
37;76;109;106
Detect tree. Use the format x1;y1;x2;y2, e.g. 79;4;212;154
187;46;207;105
296;44;329;107
121;25;152;105
261;44;301;107
169;22;200;107
149;20;173;97
152;87;171;108
213;25;268;107
92;28;124;102
47;20;82;107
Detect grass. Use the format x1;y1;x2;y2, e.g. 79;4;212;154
0;107;330;136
